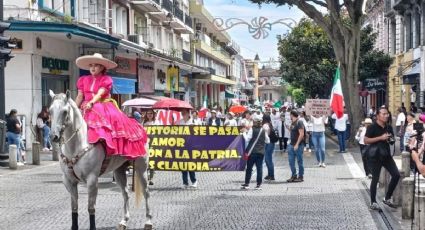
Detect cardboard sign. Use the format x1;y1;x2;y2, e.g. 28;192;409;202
305;99;331;116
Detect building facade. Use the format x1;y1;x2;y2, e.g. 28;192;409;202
3;0;242;147
258;67;285;103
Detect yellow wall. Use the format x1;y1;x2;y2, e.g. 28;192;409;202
388;51;413;114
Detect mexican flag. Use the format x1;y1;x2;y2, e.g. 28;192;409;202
198;96;208;118
330;66;344;119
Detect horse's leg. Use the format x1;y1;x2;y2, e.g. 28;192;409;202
135;157;152;230
86;174;99;230
64;177;79;230
114;162;130;229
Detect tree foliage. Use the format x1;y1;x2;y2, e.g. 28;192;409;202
292;88;306;105
278;19;393;99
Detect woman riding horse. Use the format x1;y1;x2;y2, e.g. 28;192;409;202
75;53;148;159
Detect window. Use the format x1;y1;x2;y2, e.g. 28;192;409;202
269;93;273;101
406;13;413;50
391;18;396;54
416;11;421;47
40;0;75;16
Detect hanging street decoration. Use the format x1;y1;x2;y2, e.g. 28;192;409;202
212;16;297;39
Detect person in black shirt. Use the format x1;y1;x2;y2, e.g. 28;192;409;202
6;109;23;164
364;107;400;211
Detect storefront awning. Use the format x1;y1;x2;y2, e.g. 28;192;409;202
194;74;237;85
225;90;236;98
111;77;136;94
403;61;420;85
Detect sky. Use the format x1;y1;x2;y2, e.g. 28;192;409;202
203;0;306;66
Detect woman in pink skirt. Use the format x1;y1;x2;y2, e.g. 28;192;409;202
75;53;148;159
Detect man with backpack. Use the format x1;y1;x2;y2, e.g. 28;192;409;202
287;110;306;182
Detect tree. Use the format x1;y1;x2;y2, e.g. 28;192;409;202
250;0;375;142
278;19;393;98
292;88;306;105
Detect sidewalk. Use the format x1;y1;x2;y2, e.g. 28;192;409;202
0;149;58;176
325;129;411;229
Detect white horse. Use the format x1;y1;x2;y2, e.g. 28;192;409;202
48;90;152;230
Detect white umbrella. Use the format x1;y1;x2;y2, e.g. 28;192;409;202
122;97;157;108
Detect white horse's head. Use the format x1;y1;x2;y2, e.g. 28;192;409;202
48;90;73;143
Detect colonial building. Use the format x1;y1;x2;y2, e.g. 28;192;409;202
258;66;285;103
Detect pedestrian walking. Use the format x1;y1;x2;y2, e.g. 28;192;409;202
364;106;400;211
177;109;197;189
6;109;23;165
239;110;253;130
286;110;306;183
262;114;277;181
355;118;372;177
332;110;349;153
241;116;269;190
224;112;238;126
280;108;291;153
191;111;203;125
311;114;328;167
208;110;221;126
403;112;416;152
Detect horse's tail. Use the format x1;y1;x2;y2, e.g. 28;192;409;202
134;165;144;208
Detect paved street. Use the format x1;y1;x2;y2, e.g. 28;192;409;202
0;139;404;230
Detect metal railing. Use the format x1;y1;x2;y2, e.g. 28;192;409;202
174;7;184;22
161;0;173;13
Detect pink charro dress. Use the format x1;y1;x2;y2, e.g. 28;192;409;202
77;75;148;159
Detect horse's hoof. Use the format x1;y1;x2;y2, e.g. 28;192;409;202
144;223;153;230
118;224;127;230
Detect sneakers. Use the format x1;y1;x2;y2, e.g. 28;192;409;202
308;149;312;153
190;181;198;188
317;163;322;167
241;184;249;189
287;176;297;183
383;199;397;208
254;184;262;190
42;147;50;152
321;163;326;168
182;184;189;189
370;202;382;211
293;176;304;182
367;174;372;179
264;176;275;181
148;180;154;186
17;162;24;166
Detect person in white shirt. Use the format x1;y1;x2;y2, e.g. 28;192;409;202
331;112;349;153
280;108;292;152
191;111;203;125
355;118;372;177
176;109;197;189
224;112;238;126
311;114;328;167
395;107;406;152
270;108;281;130
208;110;221;126
239;110;253;130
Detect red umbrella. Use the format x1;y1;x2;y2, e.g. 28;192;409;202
152;98;193;110
229;105;247;114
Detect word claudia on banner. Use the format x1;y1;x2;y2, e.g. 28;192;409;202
146;126;246;172
212;16;297;39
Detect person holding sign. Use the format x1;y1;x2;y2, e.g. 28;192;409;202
241;116;270;190
311;114;328;167
176;109;198;189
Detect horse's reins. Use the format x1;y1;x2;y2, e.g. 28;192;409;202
58;108;94;182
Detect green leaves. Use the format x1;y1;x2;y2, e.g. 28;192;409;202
278;19;393;98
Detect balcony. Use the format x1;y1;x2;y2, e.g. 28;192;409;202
174;7;184;22
185;14;192;28
207;67;216;75
182;50;191;62
131;0;162;13
193;39;231;65
161;0;173;13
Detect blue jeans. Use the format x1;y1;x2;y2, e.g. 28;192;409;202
312;132;326;163
264;143;275;178
42;125;51;148
6;131;21;161
245;153;264;185
288;144;305;177
181;171;196;185
337;131;346;152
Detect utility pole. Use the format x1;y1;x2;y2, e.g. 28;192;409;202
0;0;3;120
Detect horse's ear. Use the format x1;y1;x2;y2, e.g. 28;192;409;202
49;90;55;99
66;90;71;101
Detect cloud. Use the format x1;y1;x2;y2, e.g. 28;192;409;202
203;0;306;62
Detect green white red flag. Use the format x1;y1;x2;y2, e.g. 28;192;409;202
330;66;344;119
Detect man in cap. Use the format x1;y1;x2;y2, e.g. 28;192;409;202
208;110;221;126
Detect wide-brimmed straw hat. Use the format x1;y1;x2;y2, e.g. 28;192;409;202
76;53;117;70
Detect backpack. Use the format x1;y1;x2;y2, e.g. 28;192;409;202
268;124;279;143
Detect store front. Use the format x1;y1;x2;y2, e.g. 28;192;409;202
41;57;71;107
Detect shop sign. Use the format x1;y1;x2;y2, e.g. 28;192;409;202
138;60;155;94
363;78;386;90
42;57;69;74
113;56;137;76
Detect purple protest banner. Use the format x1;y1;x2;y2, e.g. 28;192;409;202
146;125;246;171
